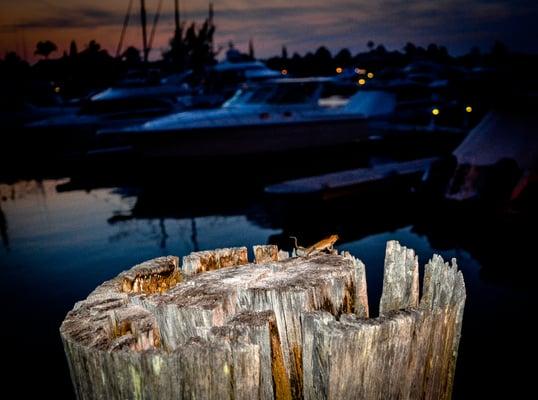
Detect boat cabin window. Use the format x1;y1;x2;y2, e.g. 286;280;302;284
320;82;358;98
318;82;359;107
225;81;325;106
267;82;318;104
246;86;275;104
235;82;319;105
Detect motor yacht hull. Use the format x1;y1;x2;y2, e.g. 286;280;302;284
95;116;371;159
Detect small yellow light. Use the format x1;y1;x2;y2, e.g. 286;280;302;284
432;108;440;116
54;86;61;93
281;69;288;75
358;78;366;85
367;72;374;79
336;67;343;74
465;106;472;113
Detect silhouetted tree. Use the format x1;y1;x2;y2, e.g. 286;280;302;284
34;40;57;59
122;46;141;65
1;51;29;71
438;46;449;61
375;44;387;54
281;45;288;60
163;18;216;73
334;48;352;67
86;40;101;54
491;40;508;59
164;25;187;71
187;19;216;72
248;38;255;60
315;46;331;61
404;42;417;56
312;46;333;75
0;52;31;100
69;41;78;58
367;40;375;51
427;43;439;57
290;52;302;73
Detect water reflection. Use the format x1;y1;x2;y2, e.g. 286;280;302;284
191;218;200;252
0;176;534;399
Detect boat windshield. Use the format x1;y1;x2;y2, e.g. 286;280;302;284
225;82;320;107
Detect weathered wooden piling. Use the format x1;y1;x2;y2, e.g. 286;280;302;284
60;241;465;400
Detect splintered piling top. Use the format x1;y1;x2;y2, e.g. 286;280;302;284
60;242;465;400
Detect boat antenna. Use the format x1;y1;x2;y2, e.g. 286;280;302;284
174;0;181;34
116;0;133;58
148;0;164;54
140;0;149;64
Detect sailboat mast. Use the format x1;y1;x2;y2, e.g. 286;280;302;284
208;2;214;54
174;0;181;33
148;0;164;53
116;0;133;58
140;0;149;63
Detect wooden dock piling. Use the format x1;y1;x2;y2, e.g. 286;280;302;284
60;241;465;399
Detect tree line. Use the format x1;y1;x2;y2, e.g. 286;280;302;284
1;26;537;101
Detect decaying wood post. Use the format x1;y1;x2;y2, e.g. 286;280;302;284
60;241;465;400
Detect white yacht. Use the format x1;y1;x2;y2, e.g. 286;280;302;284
94;78;396;159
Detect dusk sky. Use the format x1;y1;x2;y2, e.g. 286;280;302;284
1;0;538;63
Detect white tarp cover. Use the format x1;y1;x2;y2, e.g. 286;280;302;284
453;111;538;170
343;90;397;117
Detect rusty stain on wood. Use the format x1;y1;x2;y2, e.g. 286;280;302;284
182;247;248;275
269;317;293;400
121;256;181;294
254;245;279;264
60;240;465;399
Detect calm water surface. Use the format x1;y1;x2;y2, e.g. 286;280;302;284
0;179;533;398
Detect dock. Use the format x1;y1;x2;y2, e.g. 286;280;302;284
265;157;438;200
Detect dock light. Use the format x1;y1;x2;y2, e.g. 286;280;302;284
465;106;473;113
358;78;366;85
54;86;61;93
336;67;343;74
367;72;374;79
432;108;440;116
354;67;360;74
281;69;288;75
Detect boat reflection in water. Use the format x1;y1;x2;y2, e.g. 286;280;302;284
94;78;396;159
